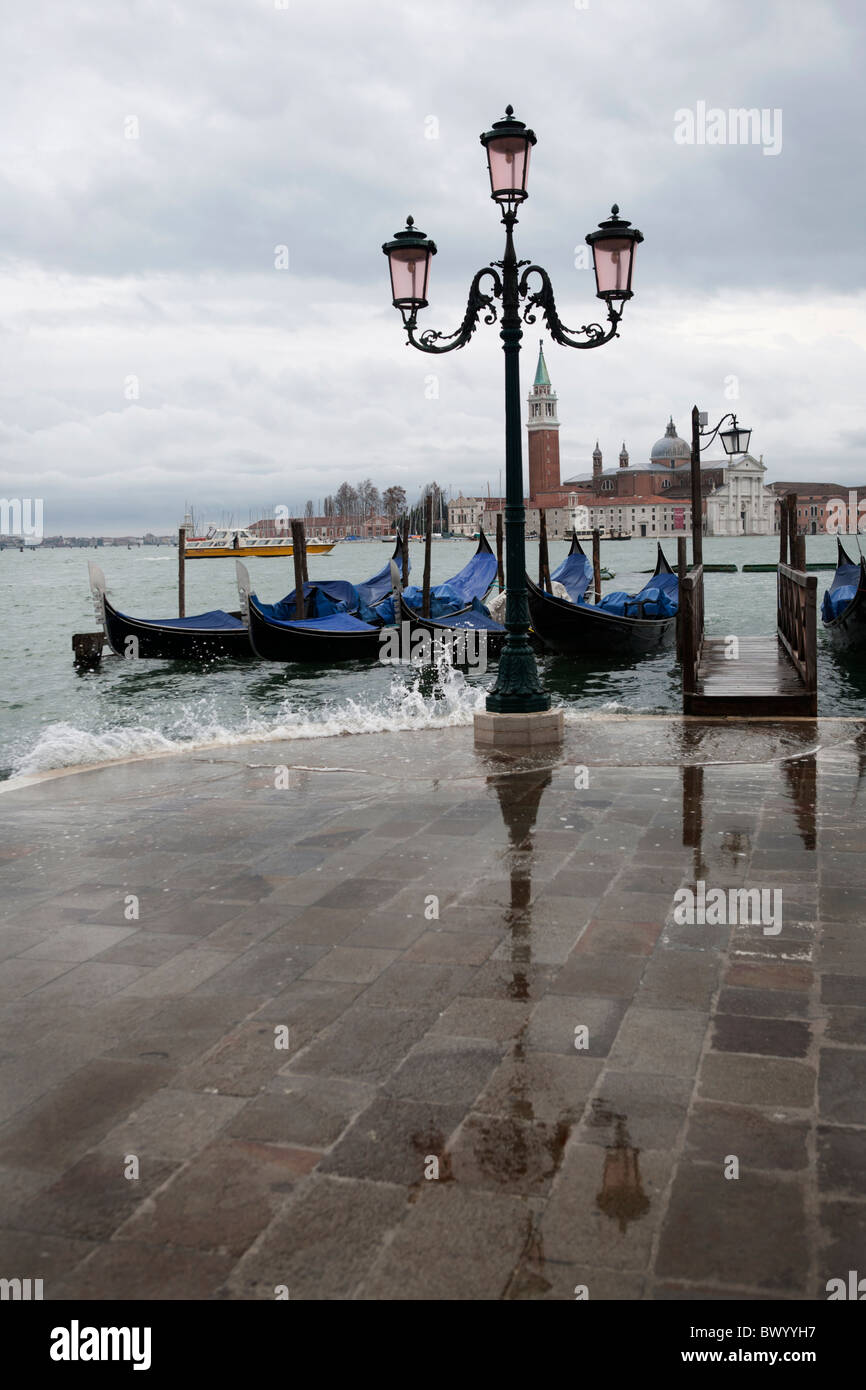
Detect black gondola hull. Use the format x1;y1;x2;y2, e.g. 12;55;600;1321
246;598;383;663
824;596;866;651
103;599;252;662
526;544;677;658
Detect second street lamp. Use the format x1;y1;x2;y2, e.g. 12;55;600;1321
383;105;644;716
689;409;753;564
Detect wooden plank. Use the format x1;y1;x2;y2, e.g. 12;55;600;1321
688;632;815;716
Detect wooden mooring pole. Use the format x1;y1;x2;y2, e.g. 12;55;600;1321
299;519;309;585
690;405;703;568
796;532;807;572
676;534;687;660
538;511;551;592
786;493;798;566
592;528;602;604
400;523;410;585
779;500;788;566
178;526;186;617
290;519;306;619
422;494;433;618
72;632;103;669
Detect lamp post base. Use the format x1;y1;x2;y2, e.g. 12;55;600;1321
474;708;564;750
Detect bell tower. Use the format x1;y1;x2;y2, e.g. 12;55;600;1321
526;340;561;499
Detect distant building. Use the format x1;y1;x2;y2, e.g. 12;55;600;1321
771;482;866;535
250;513;391;541
564;419;723;538
706;454;776;535
449;496;487;536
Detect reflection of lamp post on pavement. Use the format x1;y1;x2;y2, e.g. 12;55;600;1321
383;106;643;748
595;1116;651;1234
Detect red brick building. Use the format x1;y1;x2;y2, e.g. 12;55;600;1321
771;483;866;535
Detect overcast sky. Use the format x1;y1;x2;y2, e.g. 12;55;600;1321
1;0;865;533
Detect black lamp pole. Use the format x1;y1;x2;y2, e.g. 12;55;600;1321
492;207;548;710
383;106;643;714
690;408;753;564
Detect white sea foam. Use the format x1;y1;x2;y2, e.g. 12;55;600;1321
10;663;489;779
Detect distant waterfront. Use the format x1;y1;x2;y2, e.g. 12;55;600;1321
3;534;865;782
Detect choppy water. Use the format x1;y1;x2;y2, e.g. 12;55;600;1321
2;535;865;781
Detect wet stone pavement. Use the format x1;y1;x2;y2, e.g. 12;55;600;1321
0;716;864;1301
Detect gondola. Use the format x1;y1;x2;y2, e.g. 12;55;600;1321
527;543;678;658
89;539;406;663
90;562;253;661
821;537;866;651
242;533;494;665
397;593;507;662
395;530;504;660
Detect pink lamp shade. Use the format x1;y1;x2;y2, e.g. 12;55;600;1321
586;205;644;302
480;106;537;205
382;217;437;323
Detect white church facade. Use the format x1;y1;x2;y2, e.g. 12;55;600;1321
705;453;776;536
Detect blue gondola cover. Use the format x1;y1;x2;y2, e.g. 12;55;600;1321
428;597;504;632
116;608;246;631
597;570;678;618
257;581;360;623
551;549;593;603
822;557;861;622
250;609;379;634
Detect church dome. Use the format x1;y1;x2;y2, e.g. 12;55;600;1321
651;417;690;461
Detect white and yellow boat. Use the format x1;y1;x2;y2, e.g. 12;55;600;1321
184;527;335;559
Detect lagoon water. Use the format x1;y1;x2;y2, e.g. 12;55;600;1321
2;533;864;782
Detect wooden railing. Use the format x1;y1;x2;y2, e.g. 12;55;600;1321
778;564;818;713
680;564;704;697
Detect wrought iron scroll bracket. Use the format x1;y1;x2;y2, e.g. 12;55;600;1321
518;265;621;349
697;413;736;453
405;267;503;353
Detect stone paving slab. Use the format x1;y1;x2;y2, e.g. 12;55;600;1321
1;716;865;1300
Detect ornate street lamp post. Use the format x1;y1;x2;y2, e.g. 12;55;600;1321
383;106;643;715
689;409;752;563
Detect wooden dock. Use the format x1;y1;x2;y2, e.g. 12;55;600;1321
680;563;818;717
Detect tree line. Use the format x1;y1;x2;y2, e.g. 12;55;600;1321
300;481;450;533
